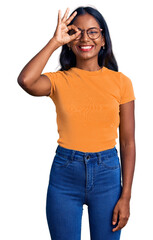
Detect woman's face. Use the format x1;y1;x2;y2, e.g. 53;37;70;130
67;13;105;62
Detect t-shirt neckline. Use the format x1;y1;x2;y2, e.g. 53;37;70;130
70;66;106;76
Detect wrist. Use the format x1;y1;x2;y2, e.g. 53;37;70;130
47;37;61;51
120;194;131;201
120;187;131;200
51;36;62;48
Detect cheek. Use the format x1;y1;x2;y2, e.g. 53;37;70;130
94;44;103;53
97;42;104;51
72;45;83;54
96;39;103;47
71;46;78;54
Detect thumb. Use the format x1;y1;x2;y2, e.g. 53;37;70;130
70;30;81;41
112;208;118;225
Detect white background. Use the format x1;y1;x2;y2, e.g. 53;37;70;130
1;0;152;239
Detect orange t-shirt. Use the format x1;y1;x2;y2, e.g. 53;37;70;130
43;66;136;152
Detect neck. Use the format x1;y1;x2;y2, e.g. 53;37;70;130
75;59;101;71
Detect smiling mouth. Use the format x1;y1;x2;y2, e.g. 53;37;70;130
77;45;94;52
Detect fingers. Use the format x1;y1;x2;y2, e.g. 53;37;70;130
70;31;81;40
57;8;69;25
66;11;78;25
67;24;80;32
58;8;78;26
112;209;118;226
112;213;129;232
61;7;70;22
67;25;81;40
58;9;61;24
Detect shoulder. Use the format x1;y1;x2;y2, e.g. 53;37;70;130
119;71;134;89
103;67;121;88
103;67;120;81
42;69;70;81
104;67;132;80
105;68;134;88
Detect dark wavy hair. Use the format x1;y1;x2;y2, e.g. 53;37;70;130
58;6;118;72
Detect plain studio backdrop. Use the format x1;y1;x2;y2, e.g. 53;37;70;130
0;0;152;239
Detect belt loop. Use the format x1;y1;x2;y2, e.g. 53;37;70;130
71;150;75;162
96;152;101;165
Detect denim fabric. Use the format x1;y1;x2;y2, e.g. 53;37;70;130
46;145;122;240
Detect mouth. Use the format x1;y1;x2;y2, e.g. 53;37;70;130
77;45;94;52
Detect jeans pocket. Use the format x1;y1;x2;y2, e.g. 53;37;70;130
52;152;72;168
101;153;120;170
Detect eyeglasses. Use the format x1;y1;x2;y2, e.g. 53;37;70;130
69;27;103;40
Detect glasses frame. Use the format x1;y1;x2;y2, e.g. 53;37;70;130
75;27;103;40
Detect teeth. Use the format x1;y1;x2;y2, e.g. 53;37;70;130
80;46;93;49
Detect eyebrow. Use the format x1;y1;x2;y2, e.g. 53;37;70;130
77;27;98;30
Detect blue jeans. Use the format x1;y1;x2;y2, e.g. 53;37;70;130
46;145;122;240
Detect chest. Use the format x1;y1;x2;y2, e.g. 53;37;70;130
53;78;120;126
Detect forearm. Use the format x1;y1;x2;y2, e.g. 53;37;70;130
17;37;61;86
120;142;136;200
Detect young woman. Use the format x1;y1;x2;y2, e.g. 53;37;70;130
17;6;136;240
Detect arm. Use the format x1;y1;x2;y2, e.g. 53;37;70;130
17;8;81;97
112;100;136;232
17;37;61;96
119;100;136;200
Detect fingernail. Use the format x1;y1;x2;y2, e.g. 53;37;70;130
112;221;116;225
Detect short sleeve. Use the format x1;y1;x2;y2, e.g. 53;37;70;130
120;72;136;104
42;72;58;98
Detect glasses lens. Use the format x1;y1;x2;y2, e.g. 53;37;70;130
69;28;102;40
88;28;100;39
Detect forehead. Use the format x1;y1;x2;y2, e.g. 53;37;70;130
72;13;100;29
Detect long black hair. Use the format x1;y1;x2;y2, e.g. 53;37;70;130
58;6;118;72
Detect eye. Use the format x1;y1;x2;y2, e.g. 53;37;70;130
68;29;76;35
88;29;98;34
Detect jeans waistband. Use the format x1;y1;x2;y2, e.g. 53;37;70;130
55;145;118;164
